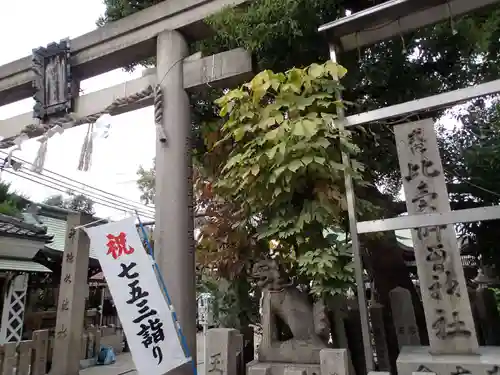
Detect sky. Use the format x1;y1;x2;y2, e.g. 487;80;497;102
0;0;155;220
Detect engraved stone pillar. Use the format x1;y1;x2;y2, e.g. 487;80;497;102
51;213;92;375
206;328;239;375
236;333;244;375
328;295;349;349
368;302;390;371
394;119;478;354
320;349;350;375
467;287;483;345
389;287;420;348
328;295;356;375
346;307;366;375
155;29;196;371
241;325;255;367
259;290;273;358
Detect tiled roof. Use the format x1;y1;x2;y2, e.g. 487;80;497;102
0;213;53;242
22;204;99;259
22;203;154;261
0;258;52;273
37;216;66;252
38;214;99;259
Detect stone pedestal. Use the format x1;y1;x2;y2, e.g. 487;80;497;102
206;328;239;375
389;287;421;348
247;360;320;375
248;348;351;375
397;346;500;375
320;349;349;375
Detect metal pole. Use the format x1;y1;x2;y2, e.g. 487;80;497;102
99;286;105;327
329;43;374;372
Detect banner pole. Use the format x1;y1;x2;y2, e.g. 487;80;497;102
136;212;198;375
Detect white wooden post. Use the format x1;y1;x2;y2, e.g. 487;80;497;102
0;273;28;343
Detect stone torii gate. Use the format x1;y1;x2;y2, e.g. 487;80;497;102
0;1;253;375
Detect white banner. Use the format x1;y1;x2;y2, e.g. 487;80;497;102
84;217;189;375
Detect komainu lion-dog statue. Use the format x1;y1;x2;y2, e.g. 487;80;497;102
252;259;330;364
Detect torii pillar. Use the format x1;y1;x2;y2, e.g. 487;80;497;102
155;30;197;368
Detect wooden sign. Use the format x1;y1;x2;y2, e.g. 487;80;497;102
32;39;73;120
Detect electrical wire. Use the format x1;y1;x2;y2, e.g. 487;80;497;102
19;168;155;218
2;168;154;219
10;170;154;219
0;154;154;215
158;56;185;87
6;167;155;218
445;165;500;200
0;150;154;212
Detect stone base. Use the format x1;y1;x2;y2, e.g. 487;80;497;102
397;346;500;375
79;357;97;369
258;340;324;364
247;360;321;375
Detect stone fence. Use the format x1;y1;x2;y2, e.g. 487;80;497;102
0;325;124;375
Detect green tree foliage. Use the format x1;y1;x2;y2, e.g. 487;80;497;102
43;192;95;215
0;182;29;217
197;273;259;329
440;99;500;269
42;194;64;207
207;62;362;296
137;161;155;205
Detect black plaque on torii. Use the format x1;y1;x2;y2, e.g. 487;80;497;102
32;39;73;120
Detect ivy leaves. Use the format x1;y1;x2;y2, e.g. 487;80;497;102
209;61;365;297
298;233;355;298
214;61;361;211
